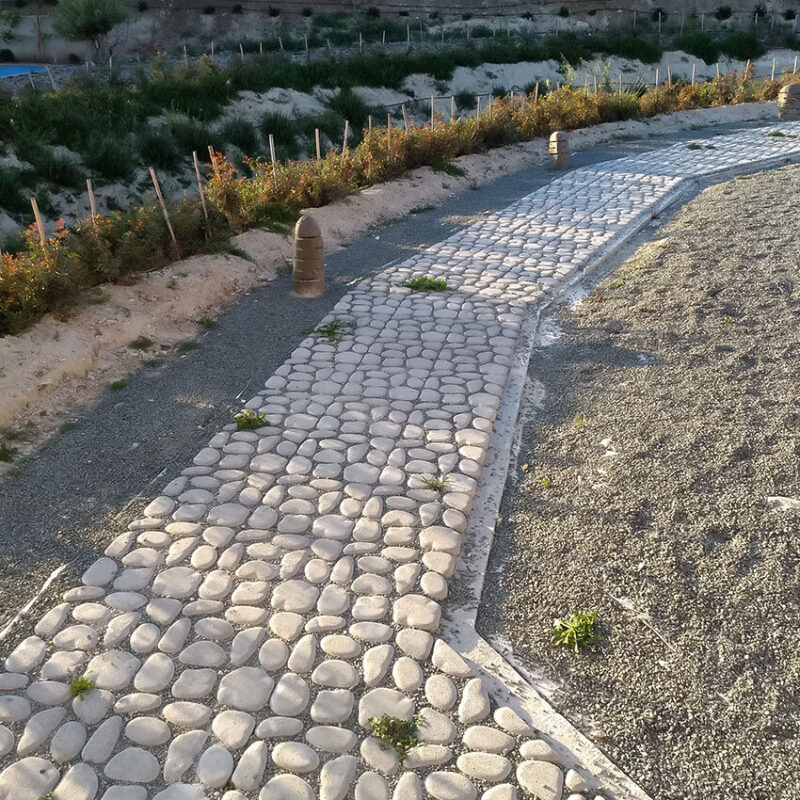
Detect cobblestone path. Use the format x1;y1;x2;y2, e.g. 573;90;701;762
2;123;800;800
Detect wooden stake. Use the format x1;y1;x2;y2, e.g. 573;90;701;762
450;95;455;122
401;104;408;131
406;24;410;48
304;34;309;60
368;115;372;133
183;44;188;66
315;129;321;161
772;57;776;81
534;82;539;102
30;197;45;245
149;168;180;259
593;75;598;94
208;145;219;177
655;68;659;87
192;151;209;226
430;96;435;129
211;40;215;59
794;55;798;74
278;37;283;51
618;74;622;93
86;179;97;229
269;134;277;179
667;65;672;89
387;114;392;151
382;30;386;46
239;43;244;62
359;32;362;52
343;120;349;154
476;96;480;132
716;62;720;79
691;63;696;87
259;41;263;55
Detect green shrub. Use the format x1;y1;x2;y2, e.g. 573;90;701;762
719;31;765;61
674;31;720;64
0;167;33;213
82;133;133;179
168;114;218;155
220;118;260;154
600;32;662;63
138;126;181;170
327;87;371;129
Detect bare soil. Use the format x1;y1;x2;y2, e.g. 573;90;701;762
481;165;800;799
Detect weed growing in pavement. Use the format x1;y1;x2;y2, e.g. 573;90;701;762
687;143;703;150
539;476;553;489
572;413;587;431
0;441;17;462
110;377;130;391
197;316;217;329
311;320;354;342
69;674;94;699
551;610;602;653
143;357;162;367
403;276;448;293
420;474;451;491
177;340;198;354
370;714;422;759
129;335;154;350
410;205;435;214
234;408;267;429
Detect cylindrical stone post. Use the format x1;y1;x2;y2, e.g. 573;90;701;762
549;131;570;170
293;214;324;298
778;83;800;121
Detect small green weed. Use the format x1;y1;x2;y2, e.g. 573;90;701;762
197;316;217;329
551;609;602;653
69;674;94;699
177;340;198;354
370;714;422;759
409;204;435;214
420;474;450;491
129;335;154;350
572;413;586;431
110;377;130;391
403;276;448;293
687;143;703;150
234;408;266;430
705;144;715;150
724;315;734;323
142;357;163;367
431;160;466;177
311;320;353;342
0;441;17;462
539;476;552;489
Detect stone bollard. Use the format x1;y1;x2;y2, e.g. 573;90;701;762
549;131;570;170
293;213;324;297
778;83;800;121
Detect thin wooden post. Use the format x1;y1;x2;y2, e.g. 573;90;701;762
149;168;180;259
192;152;209;226
658;11;662;40
368;115;372;133
772;57;776;81
86;179;97;230
794;55;798;74
315;129;321;161
260;41;264;55
30;197;45;245
476;96;480;132
655;67;659;87
450;95;455;122
534;82;539;102
304;34;309;61
239;43;244;62
716;62;720;79
183;44;188;66
342;120;349;154
211;40;215;59
618;74;622;93
406;24;410;48
667;65;672;89
691;63;696;87
401;104;408;131
208;145;219;177
430;95;435;129
387;115;392;151
382;30;386;46
269;134;277;179
680;13;685;36
593;75;598;94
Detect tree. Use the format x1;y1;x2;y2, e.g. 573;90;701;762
51;0;128;63
0;9;20;43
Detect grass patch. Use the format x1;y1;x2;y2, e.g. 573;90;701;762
110;377;130;391
69;674;94;698
420;474;450;491
551;609;602;653
0;441;17;462
410;204;435;214
311;320;353;342
431;160;466;178
234;407;266;429
197;316;217;329
177;340;198;354
403;276;448;292
369;714;422;759
129;335;154;350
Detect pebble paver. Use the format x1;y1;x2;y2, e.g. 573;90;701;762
2;123;800;800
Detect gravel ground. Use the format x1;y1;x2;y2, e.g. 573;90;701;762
478;164;800;800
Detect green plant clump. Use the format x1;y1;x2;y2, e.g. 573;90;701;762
551;609;602;653
312;320;353;342
69;674;94;699
370;714;422;759
404;276;448;293
234;407;266;429
420;474;450;491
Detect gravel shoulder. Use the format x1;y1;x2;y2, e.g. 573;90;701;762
478;164;800;799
